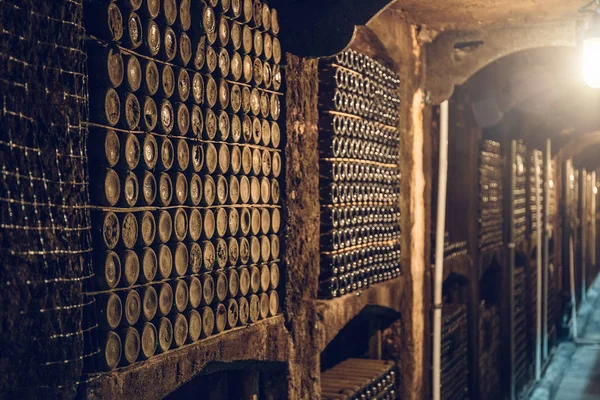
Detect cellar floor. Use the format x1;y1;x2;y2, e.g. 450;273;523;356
529;276;600;400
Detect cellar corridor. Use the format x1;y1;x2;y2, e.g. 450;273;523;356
5;1;600;399
530;276;600;400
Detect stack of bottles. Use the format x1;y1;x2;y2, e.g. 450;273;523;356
514;266;529;393
441;304;469;400
514;140;527;244
478;302;501;400
547;262;558;346
320;358;397;400
84;0;283;371
317;49;401;298
528;149;544;235
527;149;544;368
548;159;557;232
478;139;503;253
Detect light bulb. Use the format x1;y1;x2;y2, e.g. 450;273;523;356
594;186;598;195
583;28;600;88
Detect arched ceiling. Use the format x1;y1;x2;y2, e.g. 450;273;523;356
381;0;585;34
270;0;588;57
460;46;600;168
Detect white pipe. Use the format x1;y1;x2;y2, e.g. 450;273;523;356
432;100;449;400
592;172;596;268
582;170;587;303
535;153;542;380
570;235;578;339
542;140;550;361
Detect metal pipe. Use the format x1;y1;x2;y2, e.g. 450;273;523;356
582;170;587;302
592;172;597;270
432;100;449;400
542;140;550;360
535;151;542;380
508;140;517;400
570;235;578;339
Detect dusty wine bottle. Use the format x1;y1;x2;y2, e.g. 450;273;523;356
214;238;227;270
226;298;239;328
238;296;249;325
214;303;227;333
186;309;202;342
188;208;203;241
248;293;260;322
187;174;203;206
119;212;139;249
174;68;191;102
123;11;143;49
139;96;157;131
239;237;250;265
158;64;175;98
156;317;173;353
259;292;269;319
120;171;139;207
190;105;204;138
172;172;188;205
139;0;160;19
251;0;263;29
188;276;202;309
200;306;215;337
118;326;140;365
177;0;192;31
268;290;278;316
157;136;174;171
90;87;121;127
139;321;157;360
228;236;240;265
261;3;271;32
137;211;156;246
142;19;161;57
96;292;123;331
137;170;156;206
202;4;218;45
138;247;157;283
218;16;230;48
171;279;189;313
97;330;121;371
270;8;279;35
117;133;140;170
85;2;123;42
87;44;124;89
201;273;216;306
94;250;122;290
202;175;216;207
156;172;173;206
120;289;142;326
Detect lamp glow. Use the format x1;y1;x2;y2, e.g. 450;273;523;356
583;29;600;88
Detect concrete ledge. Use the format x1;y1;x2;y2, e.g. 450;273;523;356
316;276;404;352
85;315;289;400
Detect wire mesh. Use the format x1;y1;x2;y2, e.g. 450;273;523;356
0;0;94;397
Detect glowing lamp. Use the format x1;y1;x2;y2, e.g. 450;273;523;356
583;28;600;88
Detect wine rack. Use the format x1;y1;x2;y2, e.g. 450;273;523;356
441;304;469;400
84;0;284;371
320;358;397;400
478;139;503;253
514;266;529;393
317;49;401;298
478;302;501;400
514;140;527;245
